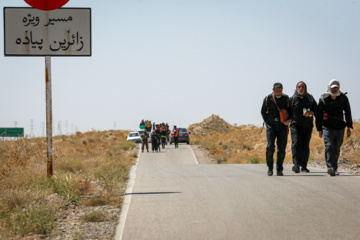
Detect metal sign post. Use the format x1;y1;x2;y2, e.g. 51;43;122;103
45;56;53;177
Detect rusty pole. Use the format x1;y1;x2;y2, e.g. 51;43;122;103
45;56;53;177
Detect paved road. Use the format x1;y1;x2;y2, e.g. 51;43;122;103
115;144;360;240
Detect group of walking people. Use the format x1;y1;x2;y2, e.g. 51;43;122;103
261;79;352;177
140;122;180;152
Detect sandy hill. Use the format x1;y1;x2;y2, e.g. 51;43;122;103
188;114;234;135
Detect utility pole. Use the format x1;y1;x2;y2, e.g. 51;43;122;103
58;121;62;135
30;119;35;138
66;120;69;135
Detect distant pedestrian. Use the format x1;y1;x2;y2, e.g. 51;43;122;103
139;120;145;130
315;79;353;176
289;81;317;173
146;121;152;132
141;130;149;153
160;124;167;148
173;125;179;148
261;82;291;176
151;131;160;152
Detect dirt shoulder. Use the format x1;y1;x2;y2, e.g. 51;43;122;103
191;145;217;164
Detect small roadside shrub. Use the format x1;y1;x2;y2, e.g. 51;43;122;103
39;173;81;202
56;158;84;173
80;210;106;222
128;152;138;158
249;156;261;164
91;161;129;190
117;141;136;151
6;205;55;237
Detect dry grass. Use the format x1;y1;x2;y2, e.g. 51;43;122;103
189;114;360;165
0;130;137;238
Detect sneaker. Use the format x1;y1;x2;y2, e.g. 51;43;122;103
292;165;300;173
335;171;340;176
267;170;273;176
277;171;284;176
301;167;310;173
327;169;335;176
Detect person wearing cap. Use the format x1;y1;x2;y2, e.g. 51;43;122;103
315;79;353;176
261;82;292;176
289;81;317;174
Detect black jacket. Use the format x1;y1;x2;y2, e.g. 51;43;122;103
261;93;291;123
289;94;317;128
315;93;353;131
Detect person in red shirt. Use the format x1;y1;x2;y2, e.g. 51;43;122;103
173;126;179;148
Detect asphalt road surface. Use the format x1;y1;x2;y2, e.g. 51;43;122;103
115;144;360;240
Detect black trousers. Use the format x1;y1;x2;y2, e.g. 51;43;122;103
174;137;179;148
151;140;158;151
290;124;312;168
141;141;148;151
266;120;288;172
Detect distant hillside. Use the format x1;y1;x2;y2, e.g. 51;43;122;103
189;115;360;168
188;114;234;135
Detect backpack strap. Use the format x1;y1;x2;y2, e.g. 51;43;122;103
272;93;281;112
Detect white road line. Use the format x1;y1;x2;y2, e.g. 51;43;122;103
189;145;199;165
114;147;140;240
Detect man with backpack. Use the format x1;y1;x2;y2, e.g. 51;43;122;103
289;81;317;173
261;82;291;176
315;79;353;176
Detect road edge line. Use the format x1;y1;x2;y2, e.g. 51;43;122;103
114;146;140;240
189;145;199;165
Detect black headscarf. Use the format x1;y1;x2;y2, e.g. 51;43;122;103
292;81;308;98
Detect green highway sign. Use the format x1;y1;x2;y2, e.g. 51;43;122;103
0;128;24;137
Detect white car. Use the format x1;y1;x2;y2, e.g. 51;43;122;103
126;132;142;143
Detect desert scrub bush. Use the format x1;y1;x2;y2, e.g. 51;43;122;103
80;210;106;222
27;173;80;202
56;157;85;173
91;159;129;191
47;174;81;202
4;205;55;237
249;156;261;164
0;188;49;213
117;141;136;151
128;152;138;158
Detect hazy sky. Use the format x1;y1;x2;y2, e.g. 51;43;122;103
1;0;360;136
